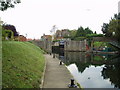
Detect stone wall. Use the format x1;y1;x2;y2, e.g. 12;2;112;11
64;40;87;51
34;39;89;52
33;40;52;53
93;37;117;42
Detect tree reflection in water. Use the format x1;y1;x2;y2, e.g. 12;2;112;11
55;51;120;88
101;57;120;89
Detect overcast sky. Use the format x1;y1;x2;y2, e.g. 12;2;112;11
0;0;119;39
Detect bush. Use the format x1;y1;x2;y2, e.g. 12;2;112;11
74;37;86;41
2;29;14;40
86;34;104;38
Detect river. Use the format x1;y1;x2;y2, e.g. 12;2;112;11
53;51;120;89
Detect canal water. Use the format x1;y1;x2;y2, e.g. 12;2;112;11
53;51;120;89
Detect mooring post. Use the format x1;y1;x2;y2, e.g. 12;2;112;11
60;61;62;65
68;79;77;88
53;54;55;58
71;79;75;86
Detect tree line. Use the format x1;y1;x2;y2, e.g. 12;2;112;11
64;26;103;41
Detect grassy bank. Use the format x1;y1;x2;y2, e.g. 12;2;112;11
93;41;118;51
2;41;45;88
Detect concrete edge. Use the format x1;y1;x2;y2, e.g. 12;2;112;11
39;54;47;88
63;64;81;88
64;64;83;89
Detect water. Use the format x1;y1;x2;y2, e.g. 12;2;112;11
54;51;120;89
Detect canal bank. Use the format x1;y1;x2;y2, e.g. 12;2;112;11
42;54;80;88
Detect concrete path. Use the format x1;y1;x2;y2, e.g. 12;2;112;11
43;54;76;88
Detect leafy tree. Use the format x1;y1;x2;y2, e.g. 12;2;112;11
102;13;120;41
108;13;120;40
69;30;77;40
108;19;118;37
76;26;93;37
0;0;21;11
84;27;93;35
76;26;85;37
94;31;97;34
101;23;109;36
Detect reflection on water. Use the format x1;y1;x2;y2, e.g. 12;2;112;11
55;51;120;88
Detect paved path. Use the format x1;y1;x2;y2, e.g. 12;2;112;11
43;54;76;88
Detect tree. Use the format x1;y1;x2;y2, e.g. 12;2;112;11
101;23;109;36
76;26;93;37
84;27;93;35
69;30;77;40
108;13;120;40
94;31;97;34
101;13;120;40
108;19;118;37
2;24;19;36
76;26;85;37
0;0;21;11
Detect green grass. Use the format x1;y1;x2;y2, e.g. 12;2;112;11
2;41;45;88
93;42;106;47
93;41;118;51
93;56;103;61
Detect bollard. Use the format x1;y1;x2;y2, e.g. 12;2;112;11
50;53;52;55
68;79;77;88
53;54;55;58
71;79;75;85
60;61;62;65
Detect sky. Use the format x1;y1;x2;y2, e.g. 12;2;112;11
0;0;120;39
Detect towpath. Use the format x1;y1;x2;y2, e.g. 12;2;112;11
42;54;77;88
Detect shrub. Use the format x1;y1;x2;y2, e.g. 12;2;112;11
2;30;14;40
86;34;104;38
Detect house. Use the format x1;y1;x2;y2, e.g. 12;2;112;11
55;29;70;40
18;35;27;41
27;38;33;41
41;34;52;41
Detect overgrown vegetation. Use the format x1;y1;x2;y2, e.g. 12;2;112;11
2;41;45;88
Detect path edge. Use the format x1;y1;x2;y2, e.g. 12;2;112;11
39;54;47;88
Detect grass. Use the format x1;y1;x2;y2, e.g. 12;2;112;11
93;55;103;61
93;41;119;51
2;41;45;88
93;42;106;47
